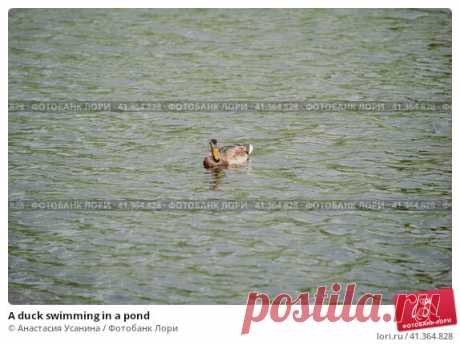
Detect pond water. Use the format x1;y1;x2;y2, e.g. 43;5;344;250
9;9;451;304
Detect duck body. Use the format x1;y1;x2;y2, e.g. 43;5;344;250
203;139;253;168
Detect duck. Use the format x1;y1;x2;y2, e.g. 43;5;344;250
203;139;253;168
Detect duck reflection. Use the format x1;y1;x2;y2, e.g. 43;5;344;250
208;167;225;191
206;164;252;191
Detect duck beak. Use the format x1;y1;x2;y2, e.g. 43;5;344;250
212;147;221;162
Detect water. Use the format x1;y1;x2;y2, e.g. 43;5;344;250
9;9;451;304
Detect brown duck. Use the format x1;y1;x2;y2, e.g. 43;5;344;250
203;139;253;168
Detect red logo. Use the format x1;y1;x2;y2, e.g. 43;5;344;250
394;288;457;331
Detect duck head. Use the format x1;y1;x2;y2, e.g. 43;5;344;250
209;139;221;162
